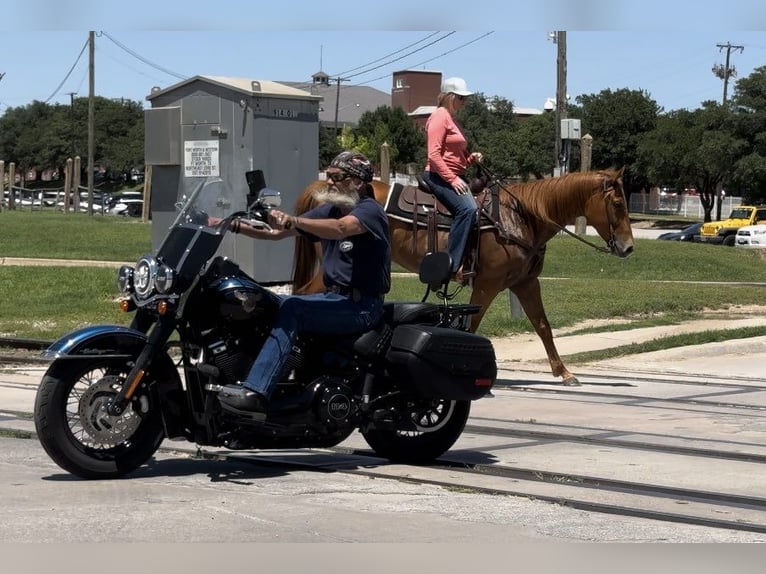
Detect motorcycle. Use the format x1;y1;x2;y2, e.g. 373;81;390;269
33;174;497;479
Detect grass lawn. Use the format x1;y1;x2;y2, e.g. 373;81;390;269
2;210;765;344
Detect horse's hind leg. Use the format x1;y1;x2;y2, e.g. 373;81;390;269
512;279;580;387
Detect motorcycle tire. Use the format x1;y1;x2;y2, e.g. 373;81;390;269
34;357;166;479
361;399;470;463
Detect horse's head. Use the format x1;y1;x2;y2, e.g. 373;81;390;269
584;168;634;258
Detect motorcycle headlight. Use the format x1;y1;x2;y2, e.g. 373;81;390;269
155;264;175;294
133;256;158;299
117;265;134;294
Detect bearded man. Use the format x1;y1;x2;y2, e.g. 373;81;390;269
218;151;391;418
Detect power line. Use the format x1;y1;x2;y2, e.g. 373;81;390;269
290;31;456;92
100;31;187;81
43;38;89;103
355;32;495;86
340;32;456;80
333;31;443;77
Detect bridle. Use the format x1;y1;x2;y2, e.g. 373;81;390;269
554;178;620;255
476;163;620;255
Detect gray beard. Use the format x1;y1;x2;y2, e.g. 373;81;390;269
312;187;360;209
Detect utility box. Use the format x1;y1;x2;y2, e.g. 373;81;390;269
560;118;582;140
145;75;321;283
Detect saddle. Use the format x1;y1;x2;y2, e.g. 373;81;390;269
384;176;531;281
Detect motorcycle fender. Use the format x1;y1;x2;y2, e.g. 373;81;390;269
42;324;150;360
42;325;188;439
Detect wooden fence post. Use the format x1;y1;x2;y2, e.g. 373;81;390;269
141;165;152;223
380;142;390;185
8;162;15;210
73;156;81;212
64;158;73;213
574;133;593;235
0;160;4;212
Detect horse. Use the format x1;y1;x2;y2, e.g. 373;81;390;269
291;168;634;386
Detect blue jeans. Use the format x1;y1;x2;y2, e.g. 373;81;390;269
422;171;478;272
242;292;383;398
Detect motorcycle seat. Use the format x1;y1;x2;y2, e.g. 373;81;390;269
381;302;441;326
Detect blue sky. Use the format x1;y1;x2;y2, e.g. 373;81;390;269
1;1;765;114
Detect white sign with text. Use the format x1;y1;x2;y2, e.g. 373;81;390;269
184;140;220;177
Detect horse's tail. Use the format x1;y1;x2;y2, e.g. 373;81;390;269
291;181;323;293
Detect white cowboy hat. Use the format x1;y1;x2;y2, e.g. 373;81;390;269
441;77;473;96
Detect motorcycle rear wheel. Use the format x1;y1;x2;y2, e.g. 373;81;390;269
34;358;165;479
361;399;470;463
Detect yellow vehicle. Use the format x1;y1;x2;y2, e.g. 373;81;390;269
695;205;766;246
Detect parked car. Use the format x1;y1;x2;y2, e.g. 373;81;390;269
735;224;766;248
105;191;144;217
696;205;766;245
657;222;703;242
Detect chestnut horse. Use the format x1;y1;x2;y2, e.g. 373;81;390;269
291;168;634;386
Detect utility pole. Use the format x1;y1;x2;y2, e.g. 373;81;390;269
711;42;743;221
66;92;77;159
551;31;567;176
87;31;95;216
713;42;744;104
333;77;350;134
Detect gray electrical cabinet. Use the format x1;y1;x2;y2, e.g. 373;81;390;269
145;75;321;283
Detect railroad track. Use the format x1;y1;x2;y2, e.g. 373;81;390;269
2;344;765;537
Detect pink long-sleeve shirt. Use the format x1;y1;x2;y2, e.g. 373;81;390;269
425;106;473;187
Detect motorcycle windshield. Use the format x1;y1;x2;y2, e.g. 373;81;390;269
156;177;247;283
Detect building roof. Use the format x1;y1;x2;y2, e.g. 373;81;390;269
279;80;390;128
146;75;321;101
514;106;543;116
409;105;437;117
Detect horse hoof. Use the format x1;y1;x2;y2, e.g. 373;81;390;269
562;376;581;387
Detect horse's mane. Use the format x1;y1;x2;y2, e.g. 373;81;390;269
501;169;621;225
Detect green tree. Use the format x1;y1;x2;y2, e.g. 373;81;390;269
730;65;766;203
510;112;555;180
636;103;746;222
577;88;661;198
318;126;342;169
353;105;425;172
0;96;144;181
457;94;518;179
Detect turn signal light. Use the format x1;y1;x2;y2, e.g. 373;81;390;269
119;298;136;313
157;301;169;315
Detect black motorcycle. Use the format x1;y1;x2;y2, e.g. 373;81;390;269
33;175;497;479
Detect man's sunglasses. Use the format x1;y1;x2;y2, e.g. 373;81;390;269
327;171;351;183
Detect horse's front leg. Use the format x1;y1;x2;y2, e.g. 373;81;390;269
512;279;580;387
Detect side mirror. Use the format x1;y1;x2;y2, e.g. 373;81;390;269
419;251;452;291
258;188;281;208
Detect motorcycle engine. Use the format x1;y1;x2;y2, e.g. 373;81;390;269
311;376;359;430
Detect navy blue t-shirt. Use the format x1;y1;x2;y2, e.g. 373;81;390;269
299;196;391;296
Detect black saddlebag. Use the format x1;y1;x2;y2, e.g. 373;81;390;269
385;325;496;400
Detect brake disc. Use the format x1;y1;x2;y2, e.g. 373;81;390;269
76;376;143;445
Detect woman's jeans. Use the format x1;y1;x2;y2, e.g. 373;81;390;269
422;171;478;272
242;292;383;398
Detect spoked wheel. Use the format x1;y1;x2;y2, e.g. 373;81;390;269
34;358;165;479
361;399;470;463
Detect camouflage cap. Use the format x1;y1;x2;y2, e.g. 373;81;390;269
329;151;373;183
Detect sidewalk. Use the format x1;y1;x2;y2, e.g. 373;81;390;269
492;314;766;379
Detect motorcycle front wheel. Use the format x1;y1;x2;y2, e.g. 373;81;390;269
34;358;165;479
361;399;470;463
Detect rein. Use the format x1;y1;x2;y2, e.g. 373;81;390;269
475;163;616;255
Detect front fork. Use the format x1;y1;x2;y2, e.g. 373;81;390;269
107;313;176;416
